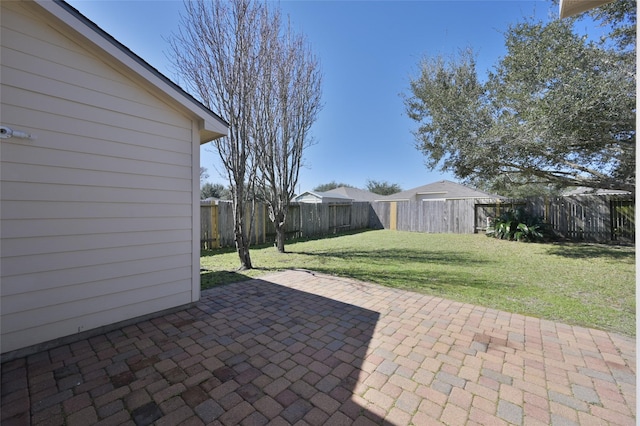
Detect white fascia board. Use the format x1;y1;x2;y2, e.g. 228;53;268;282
559;0;613;18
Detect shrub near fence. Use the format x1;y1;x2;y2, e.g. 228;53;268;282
475;195;634;243
201;200;371;249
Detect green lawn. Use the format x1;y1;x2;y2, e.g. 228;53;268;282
200;229;636;336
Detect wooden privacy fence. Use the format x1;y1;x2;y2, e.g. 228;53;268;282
371;195;634;243
201;200;371;249
529;194;634;242
475;195;635;242
369;199;481;234
203;195;634;248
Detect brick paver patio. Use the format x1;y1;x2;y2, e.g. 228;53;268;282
1;269;635;425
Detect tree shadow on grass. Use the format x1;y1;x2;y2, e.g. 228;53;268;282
201;247;500;293
201;267;284;290
307;264;504;295
294;248;489;267
292;248;504;297
199;229;373;258
200;270;252;290
545;243;635;262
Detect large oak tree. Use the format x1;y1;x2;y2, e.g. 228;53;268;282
404;7;635;194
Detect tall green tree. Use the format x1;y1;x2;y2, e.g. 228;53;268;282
313;181;353;192
404;13;635;193
366;180;402;195
201;182;229;200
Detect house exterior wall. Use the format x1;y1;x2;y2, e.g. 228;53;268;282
0;1;201;353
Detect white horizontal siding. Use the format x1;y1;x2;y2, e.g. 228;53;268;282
0;2;201;353
2;69;192;147
2;268;192;315
3;230;190;257
2;7;189;133
0;102;191;168
1;254;192;296
1;217;192;239
2;181;193;204
1;201;191;220
1;162;190;191
2;241;193;276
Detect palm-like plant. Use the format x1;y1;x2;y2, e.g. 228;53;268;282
486;208;546;242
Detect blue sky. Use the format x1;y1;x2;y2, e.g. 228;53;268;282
69;0;558;193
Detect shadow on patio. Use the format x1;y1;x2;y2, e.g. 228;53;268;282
1;277;387;425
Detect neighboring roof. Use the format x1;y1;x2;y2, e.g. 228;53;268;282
325;187;380;202
38;0;228;143
559;0;613;18
563;187;632;196
292;191;353;203
383;180;503;201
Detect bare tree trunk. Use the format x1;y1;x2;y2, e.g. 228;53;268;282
236;227;253;271
271;209;287;253
233;187;253;269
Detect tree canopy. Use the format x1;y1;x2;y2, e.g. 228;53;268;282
366;180;402;195
313;181;353;192
404;7;635;194
253;13;323;253
201;182;229;200
170;0;321;264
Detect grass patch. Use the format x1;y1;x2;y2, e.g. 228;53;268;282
200;229;635;336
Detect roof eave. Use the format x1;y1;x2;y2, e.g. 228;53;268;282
559;0;613;18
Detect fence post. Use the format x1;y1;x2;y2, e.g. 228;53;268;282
390;201;397;230
262;203;267;244
212;204;219;248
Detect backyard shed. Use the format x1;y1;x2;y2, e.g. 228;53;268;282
0;0;228;355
